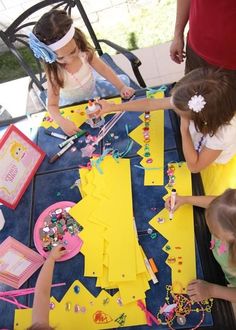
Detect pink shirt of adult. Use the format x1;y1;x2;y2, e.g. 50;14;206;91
188;0;236;69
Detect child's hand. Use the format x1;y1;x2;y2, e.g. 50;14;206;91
97;99;116;115
120;85;135;99
48;245;67;261
165;194;186;212
187;279;214;301
58;117;80;136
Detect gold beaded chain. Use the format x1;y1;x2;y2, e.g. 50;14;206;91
156;285;213;330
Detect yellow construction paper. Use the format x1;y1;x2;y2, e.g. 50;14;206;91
14;280;147;329
118;273;148;305
69;156;151;303
40;97;121;129
129;91;164;186
149;162;196;294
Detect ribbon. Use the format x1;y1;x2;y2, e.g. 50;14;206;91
0;282;66;309
137;300;161;326
29;33;57;63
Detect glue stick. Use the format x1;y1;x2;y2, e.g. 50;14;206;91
86;100;104;128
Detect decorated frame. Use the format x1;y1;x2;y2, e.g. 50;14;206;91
0;125;45;209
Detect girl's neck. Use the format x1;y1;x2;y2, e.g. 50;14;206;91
64;56;82;74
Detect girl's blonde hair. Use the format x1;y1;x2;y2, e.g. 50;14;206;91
171;68;236;136
33;9;94;91
206;189;236;268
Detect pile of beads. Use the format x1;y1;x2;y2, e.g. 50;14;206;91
39;207;83;252
156;285;213;330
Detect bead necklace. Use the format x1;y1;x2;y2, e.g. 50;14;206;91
156;285;213;330
195;135;205;153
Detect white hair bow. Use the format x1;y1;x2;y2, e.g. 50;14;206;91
188;95;206;113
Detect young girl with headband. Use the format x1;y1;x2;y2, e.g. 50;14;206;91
165;189;236;303
98;67;236;195
29;9;134;136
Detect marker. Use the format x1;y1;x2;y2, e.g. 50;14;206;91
49;141;74;164
143;256;158;284
169;188;177;220
45;130;68;140
58;130;87;148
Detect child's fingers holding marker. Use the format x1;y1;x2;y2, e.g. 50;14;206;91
165;195;187;212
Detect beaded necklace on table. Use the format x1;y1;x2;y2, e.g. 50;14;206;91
156;285;213;330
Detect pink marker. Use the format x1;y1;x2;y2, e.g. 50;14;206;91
169;188;176;220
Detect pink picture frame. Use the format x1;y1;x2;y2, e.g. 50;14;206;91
0;236;44;289
0;125;45;209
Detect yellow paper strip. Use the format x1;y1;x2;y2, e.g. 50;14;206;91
129;91;164;186
149;162;196;293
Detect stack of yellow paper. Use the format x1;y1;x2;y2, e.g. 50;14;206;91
70;156;152;305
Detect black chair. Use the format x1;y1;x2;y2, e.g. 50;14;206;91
0;0;146;116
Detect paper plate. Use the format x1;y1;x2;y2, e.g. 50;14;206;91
33;201;83;261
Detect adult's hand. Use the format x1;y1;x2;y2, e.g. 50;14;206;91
170;35;186;64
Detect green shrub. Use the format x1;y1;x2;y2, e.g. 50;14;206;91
0;47;40;83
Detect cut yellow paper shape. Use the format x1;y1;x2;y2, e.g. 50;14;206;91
149;162;196;294
14;280;147;329
40;97;121;129
129;91;164;186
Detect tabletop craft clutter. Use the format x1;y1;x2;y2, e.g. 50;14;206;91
0;93;214;329
14;156;212;330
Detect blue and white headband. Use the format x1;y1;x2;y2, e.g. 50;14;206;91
29;25;75;63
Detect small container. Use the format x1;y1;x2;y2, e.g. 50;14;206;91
86;100;104;128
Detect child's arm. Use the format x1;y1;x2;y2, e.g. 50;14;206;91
98;97;173;114
165;194;215;211
188;279;236;303
32;246;66;326
47;77;80;136
90;55;135;99
180;117;222;172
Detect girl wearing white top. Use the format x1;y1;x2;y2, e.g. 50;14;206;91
98;68;236;195
29;9;134;136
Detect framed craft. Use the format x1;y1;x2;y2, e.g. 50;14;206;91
34;201;83;262
0;236;44;289
0;124;45;209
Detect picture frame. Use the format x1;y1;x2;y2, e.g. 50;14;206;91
0;124;45;209
0;236;44;288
